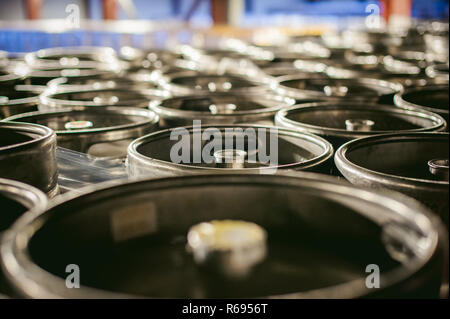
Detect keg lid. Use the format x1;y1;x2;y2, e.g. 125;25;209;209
274;76;402;101
187;220;267;278
275;102;446;140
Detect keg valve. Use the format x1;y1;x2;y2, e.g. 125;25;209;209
65;120;94;130
213;149;247;168
345;119;375;132
428;159;449;181
187;220;267;279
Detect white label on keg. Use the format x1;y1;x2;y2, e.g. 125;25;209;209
110;202;158;242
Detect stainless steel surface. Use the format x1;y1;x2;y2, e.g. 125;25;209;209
5;107;159;157
0;178;47;298
149;93;295;127
0;122;58;196
0;89;39;120
272;76;402;102
0;178;47;232
335;132;449;225
127;124;333;178
394;85;449;122
39;87;167;110
275;101;446;148
0;172;446;298
161;71;269;96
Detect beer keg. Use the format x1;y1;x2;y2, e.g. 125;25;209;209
0;173;446;298
273;76;402;103
394;85;449;122
39;87;168;111
0;178;47;297
0;88;39;119
275;101;446;148
5;107;159;157
161;71;268;96
335;132;449;225
149;93;295;127
127;125;333;178
0;122;58;196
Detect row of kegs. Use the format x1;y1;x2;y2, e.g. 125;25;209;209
0;21;449;298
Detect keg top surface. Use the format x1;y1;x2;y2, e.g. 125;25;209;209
0;178;47;232
5;107;158;135
166;72;264;92
1;173;441;298
275;76;401;99
275;102;446;139
0;122;54;152
397;85;449;113
128;125;333;171
0;88;38;105
151;93;294;116
336;132;449;185
41;88;161;107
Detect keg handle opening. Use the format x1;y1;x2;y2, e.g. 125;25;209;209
428;158;449;181
58;57;80;67
93;95;119;105
186;220;267;279
345;119;375;132
209;103;237;114
213;149;247;169
65;120;94;130
323;85;348;96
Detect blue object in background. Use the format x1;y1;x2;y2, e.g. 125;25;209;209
0;0;448;53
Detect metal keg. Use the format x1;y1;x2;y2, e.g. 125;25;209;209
335;132;449;226
24;47;120;70
39;87;168;111
425;64;449;84
149;93;295;127
0;88;39;119
260;60;328;78
0;178;47;232
275;101;446;148
0;122;58;197
161;71;268;96
394;85;449;123
127;124;333;178
0;64;28;88
46;72;161;93
24;67;121;86
273;76;403;103
5;107;159;157
0;173;446;298
0;178;47;297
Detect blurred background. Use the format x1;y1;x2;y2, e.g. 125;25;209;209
0;0;448;52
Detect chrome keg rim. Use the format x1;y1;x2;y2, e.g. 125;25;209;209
0;178;48;220
0;121;55;153
4;106;159;135
0;172;444;298
275;102;447;140
161;71;269;96
127;124;334;173
40;86;167;109
149;93;295;124
335;132;449;187
394;85;449;116
273;75;403;100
